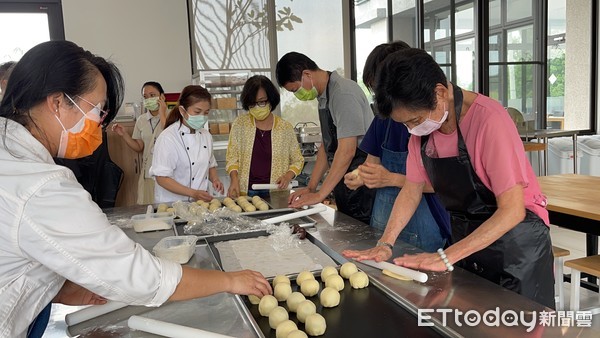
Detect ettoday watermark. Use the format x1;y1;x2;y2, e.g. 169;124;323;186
418;308;593;332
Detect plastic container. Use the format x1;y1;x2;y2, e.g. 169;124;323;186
152;235;198;264
578;137;600;176
547;137;582;175
131;212;175;233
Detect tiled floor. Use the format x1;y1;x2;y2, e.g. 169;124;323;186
550;225;600;329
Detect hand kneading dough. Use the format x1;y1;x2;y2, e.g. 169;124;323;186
258;295;278;316
274;283;292;301
248;294;261;305
340;262;358;279
296;270;315;285
305;313;327;336
296;300;316;323
286;292;306;312
287;330;308;338
275;320;297;338
349;271;369;289
325;275;345;291
320;266;338;282
319;287;340;307
268;306;289;329
300;279;320;297
273;275;291;287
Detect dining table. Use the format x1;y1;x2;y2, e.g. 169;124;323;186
538;174;600;289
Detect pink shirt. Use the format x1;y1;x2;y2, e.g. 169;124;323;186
406;94;549;225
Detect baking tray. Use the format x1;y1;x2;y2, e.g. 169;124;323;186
205;231;446;338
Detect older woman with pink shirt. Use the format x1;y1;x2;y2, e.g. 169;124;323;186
343;48;554;308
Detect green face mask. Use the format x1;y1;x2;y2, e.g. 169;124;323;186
294;76;318;101
249;104;271;121
143;97;160;111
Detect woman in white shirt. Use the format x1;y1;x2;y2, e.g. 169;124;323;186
111;81;168;204
0;41;270;338
150;85;224;203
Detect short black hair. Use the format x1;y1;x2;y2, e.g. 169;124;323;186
0;40;124;128
275;52;319;87
142;81;165;95
362;41;411;92
374;48;447;118
240;75;280;111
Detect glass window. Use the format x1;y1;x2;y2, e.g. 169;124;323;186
455;3;474;35
506;0;532;23
507;25;534;62
456;38;475;90
391;1;417;47
276;0;343;127
489;0;501;27
0;12;49;62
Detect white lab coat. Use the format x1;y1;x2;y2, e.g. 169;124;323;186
0;118;182;337
150;121;217;203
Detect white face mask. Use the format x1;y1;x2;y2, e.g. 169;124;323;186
407;104;449;136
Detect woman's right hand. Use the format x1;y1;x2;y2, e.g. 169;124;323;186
344;171;364;190
226;270;272;297
342;245;393;263
228;181;240;198
192;190;213;202
111;123;125;136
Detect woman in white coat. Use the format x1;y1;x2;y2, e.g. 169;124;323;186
150;85;224;203
0;41;270;338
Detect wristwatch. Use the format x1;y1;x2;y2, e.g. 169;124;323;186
376;241;393;250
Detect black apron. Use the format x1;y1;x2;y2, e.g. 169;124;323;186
420;85;555;309
318;72;375;224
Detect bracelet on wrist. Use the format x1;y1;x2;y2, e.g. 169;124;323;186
376;241;393;251
437;248;454;272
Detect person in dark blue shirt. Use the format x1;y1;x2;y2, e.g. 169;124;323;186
344;41;450;252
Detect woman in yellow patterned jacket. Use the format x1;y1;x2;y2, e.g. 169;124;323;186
226;75;304;197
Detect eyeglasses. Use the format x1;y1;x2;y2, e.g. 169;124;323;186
75;95;110;125
249;99;268;108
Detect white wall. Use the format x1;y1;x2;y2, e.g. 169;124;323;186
62;0;192;113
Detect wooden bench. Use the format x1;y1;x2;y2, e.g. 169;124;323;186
565;255;600;313
552;246;570;310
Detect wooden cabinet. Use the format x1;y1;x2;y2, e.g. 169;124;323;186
107;121;141;206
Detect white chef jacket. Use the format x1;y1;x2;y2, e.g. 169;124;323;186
0;118;182;337
150;121;217;203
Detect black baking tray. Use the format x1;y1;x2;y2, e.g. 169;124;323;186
205;231;445;338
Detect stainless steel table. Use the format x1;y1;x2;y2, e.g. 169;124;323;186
44;195;599;337
521;129;580;175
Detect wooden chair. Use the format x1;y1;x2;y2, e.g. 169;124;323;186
565;255;600;313
552;246;570;310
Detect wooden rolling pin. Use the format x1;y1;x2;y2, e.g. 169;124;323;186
128;316;234;338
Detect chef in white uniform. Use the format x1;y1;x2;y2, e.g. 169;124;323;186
150;85;224;203
0;41;270;338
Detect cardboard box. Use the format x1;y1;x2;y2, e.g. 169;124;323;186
217;97;237;109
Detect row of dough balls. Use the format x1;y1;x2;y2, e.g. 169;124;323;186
249;263;370;337
156;203;174;213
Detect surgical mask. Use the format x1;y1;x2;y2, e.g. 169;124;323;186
407;104;449;136
55;94;104;159
249;104;271;121
144;96;160;111
181;107;208;130
294;75;318;101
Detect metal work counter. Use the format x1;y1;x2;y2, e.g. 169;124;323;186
44;193;598;337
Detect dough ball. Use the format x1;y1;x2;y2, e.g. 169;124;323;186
320;266;338;282
300;279;320;297
349;271;369;289
274;283;292;302
325;275;345;291
223;197;233;205
305;313;327;336
340;262;358;279
248;294;261;305
319;287;340;308
200;201;210;209
273;275;291;287
351;168;361;179
287;330;308;338
296;300;316;323
296;270;315;285
242;204;256;212
286;292;306;312
268;306;289;329
208;204;219;211
236;196;248;204
251;195;262;203
275;320;297;338
166;207;175;213
210;198;220;205
257;202;269;211
157;203;169;212
229;205;242;213
258;295;278;316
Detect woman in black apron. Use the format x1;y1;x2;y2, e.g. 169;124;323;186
344;48;555;308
